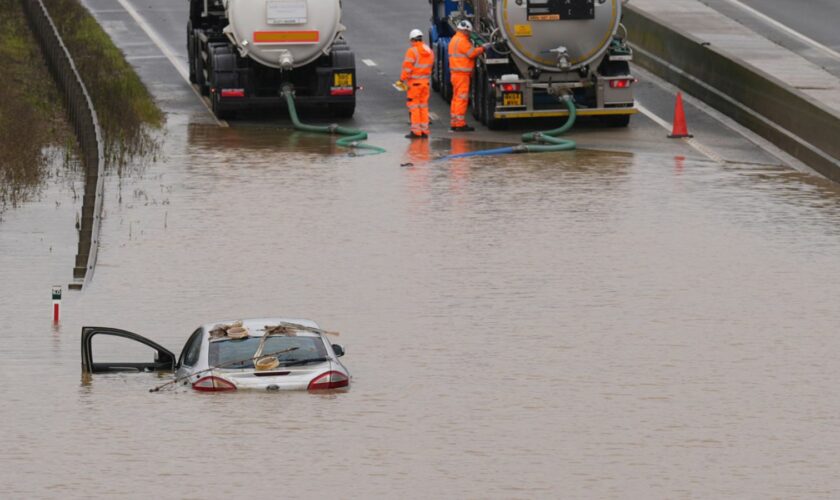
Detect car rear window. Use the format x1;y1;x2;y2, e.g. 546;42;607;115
209;335;327;369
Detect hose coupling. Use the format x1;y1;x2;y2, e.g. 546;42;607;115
327;124;340;134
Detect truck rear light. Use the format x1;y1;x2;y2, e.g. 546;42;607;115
609;79;634;89
330;87;354;96
308;371;349;390
192;375;237;392
220;88;245;98
501;83;521;92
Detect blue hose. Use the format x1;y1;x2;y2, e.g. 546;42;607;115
446;145;527;159
441;96;577;161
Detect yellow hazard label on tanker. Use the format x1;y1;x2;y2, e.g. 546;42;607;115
514;24;533;37
334;73;353;87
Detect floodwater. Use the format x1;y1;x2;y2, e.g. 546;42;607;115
3;112;840;498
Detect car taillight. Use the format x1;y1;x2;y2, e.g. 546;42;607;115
308;371;349;390
192;375;237;392
501;83;521;92
609;79;634;89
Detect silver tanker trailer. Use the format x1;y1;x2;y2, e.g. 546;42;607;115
188;0;356;119
430;0;636;128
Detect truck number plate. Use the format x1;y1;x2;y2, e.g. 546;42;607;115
503;92;523;107
334;73;353;87
266;0;308;25
527;0;595;21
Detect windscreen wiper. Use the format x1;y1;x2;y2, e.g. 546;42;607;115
280;357;329;366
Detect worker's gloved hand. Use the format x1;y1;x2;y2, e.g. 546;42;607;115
482;43;492;51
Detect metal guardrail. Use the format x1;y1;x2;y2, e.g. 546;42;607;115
21;0;106;289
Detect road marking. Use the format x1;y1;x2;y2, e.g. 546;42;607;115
113;0;227;127
635;103;725;164
362;59;378;67
125;55;169;61
722;0;840;61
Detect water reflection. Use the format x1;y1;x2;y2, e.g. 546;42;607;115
4;114;840;498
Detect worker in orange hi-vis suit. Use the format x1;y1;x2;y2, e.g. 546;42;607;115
448;20;490;131
401;29;435;139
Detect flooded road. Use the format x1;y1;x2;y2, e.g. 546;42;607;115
3;0;840;495
3;110;840;497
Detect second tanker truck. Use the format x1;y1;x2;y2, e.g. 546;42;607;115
188;0;356;119
430;0;636;128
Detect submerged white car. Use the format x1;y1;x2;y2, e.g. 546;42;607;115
81;317;350;392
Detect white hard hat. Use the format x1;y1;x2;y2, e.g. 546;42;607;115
409;29;423;40
457;20;473;32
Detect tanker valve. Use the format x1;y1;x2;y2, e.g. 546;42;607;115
278;50;294;71
549;46;571;70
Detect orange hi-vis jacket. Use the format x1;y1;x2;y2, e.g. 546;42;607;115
401;41;434;82
448;31;484;74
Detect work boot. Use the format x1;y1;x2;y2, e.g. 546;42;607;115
405;133;423;139
450;125;475;132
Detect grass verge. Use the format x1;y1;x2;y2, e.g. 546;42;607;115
44;0;164;169
0;0;74;213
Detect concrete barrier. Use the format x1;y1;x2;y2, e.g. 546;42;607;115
624;6;840;182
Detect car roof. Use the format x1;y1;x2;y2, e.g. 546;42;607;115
200;317;321;337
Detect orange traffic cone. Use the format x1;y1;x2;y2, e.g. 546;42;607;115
668;92;693;139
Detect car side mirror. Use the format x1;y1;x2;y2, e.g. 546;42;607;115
332;344;345;357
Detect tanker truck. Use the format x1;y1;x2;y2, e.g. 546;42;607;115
187;0;356;119
430;0;636;128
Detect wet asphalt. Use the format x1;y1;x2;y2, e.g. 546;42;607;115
78;0;790;167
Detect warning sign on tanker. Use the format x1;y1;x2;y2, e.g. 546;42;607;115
514;24;533;37
527;0;595;21
267;0;308;25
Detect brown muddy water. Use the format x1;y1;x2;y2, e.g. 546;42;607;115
2;114;840;498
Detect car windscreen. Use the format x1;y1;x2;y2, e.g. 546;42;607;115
209;335;328;369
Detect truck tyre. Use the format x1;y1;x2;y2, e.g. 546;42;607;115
211;90;235;120
440;42;452;102
193;30;208;95
601;114;631;127
598;60;630;77
483;77;505;130
431;45;441;92
187;22;196;83
470;65;482;121
477;66;487;125
209;46;237;120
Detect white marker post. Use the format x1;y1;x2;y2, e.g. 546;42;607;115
52;286;62;323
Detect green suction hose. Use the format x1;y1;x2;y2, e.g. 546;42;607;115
520;95;577;152
282;87;385;155
443;96;577;160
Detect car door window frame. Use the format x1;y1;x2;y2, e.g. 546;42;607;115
81;327;176;374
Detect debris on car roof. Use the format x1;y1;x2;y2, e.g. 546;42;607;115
209;321;250;341
264;324;299;336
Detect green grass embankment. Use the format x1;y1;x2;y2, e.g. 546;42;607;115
0;0;74;213
45;0;164;169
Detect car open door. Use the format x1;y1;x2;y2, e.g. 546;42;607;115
81;327;176;374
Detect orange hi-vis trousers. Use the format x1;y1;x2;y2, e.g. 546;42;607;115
407;80;430;137
450;73;471;128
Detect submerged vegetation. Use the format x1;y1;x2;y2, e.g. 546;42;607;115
0;0;163;214
45;0;164;169
0;0;74;213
